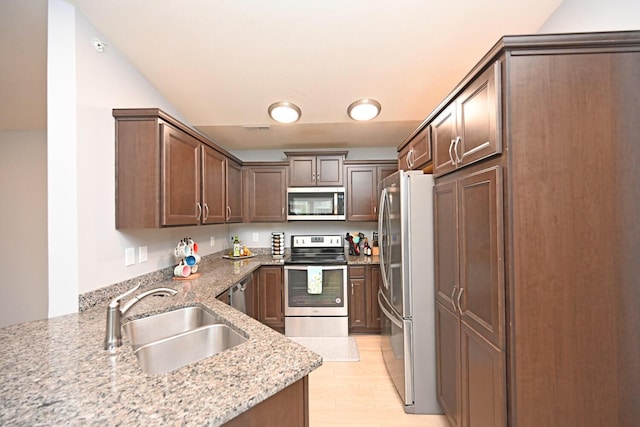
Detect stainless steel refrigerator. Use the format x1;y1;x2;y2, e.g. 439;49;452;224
377;170;441;414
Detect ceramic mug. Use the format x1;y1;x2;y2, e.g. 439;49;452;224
185;255;197;266
187;238;198;254
174;241;188;258
190;264;199;274
174;261;191;277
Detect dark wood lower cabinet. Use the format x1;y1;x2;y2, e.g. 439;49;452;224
460;322;505;427
258;266;284;332
435;302;460;427
348;265;381;334
222;377;308;427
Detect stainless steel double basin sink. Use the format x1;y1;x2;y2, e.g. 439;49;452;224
122;306;247;375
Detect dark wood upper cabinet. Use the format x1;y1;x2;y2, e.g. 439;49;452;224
201;145;226;224
398;126;432;171
161;123;201;226
244;163;287;222
114;108;243;228
225;159;243;223
432;61;502;178
345;161;397;221
286;152;346;187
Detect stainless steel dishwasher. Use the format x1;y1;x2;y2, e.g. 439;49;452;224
229;275;250;314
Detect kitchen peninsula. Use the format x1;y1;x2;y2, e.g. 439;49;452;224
0;253;321;426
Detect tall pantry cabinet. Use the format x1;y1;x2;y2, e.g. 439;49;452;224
418;31;640;427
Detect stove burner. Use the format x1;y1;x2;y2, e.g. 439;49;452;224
286;234;347;265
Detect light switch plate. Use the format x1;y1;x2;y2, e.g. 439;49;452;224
139;246;148;263
210;236;215;247
125;247;135;266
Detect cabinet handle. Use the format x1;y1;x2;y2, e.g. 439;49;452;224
456;287;464;316
373;206;377;214
226;206;231;221
448;139;456;165
351;282;354;296
406;150;413;169
450;286;458;312
196;203;202;220
453;136;462;164
282;207;285;215
203;203;209;221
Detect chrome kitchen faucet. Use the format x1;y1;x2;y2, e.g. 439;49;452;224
104;283;178;351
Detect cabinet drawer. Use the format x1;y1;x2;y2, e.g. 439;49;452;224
348;266;366;278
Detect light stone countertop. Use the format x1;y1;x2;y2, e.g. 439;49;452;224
0;253;321;426
0;251;379;426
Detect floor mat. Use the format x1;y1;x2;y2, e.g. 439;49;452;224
289;336;360;362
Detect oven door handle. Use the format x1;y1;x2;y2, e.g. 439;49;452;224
378;289;402;329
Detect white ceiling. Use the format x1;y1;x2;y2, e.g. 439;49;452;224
2;0;564;151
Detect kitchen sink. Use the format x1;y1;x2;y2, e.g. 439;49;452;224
122;306;247;374
133;324;247;375
123;306;221;350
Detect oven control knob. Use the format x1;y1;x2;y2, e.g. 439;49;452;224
335;297;341;304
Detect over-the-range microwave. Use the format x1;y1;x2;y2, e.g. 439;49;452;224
287;187;346;220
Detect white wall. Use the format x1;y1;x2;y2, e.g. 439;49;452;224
538;0;640;33
43;0;232;313
0;131;48;327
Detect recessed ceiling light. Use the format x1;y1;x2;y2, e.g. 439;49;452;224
347;99;381;121
268;102;301;124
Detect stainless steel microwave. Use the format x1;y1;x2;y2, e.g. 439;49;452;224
287;187;346;220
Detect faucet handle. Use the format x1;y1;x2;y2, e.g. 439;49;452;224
108;283;141;308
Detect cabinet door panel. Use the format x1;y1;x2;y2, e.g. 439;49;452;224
288;156;316;186
436;302;461;427
201;145;226;224
226;159;243;223
259;267;284;331
460;323;506;427
368;266;382;330
458;166;504;347
246;166;287;222
377;165;397;184
161;124;200;225
434;180;459;310
244;273;258;320
457;61;502;168
346;166;377;221
348;277;366;331
316;155;343;186
432;105;457;177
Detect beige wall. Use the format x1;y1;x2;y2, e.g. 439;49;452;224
0;131;48;327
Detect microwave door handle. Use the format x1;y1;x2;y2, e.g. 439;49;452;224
334;192;338;215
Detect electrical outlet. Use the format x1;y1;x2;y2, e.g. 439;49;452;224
125;247;135;266
139;246;148;263
253;232;259;242
210;236;215;247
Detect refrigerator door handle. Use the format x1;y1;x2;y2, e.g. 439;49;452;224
378;187;391;291
378;289;403;328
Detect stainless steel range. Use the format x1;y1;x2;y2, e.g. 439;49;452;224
284;235;348;337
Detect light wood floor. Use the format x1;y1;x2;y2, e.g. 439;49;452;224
308;335;450;427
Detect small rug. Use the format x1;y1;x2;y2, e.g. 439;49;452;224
289;336;360;362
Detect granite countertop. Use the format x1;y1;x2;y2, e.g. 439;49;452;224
0;253;321;426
